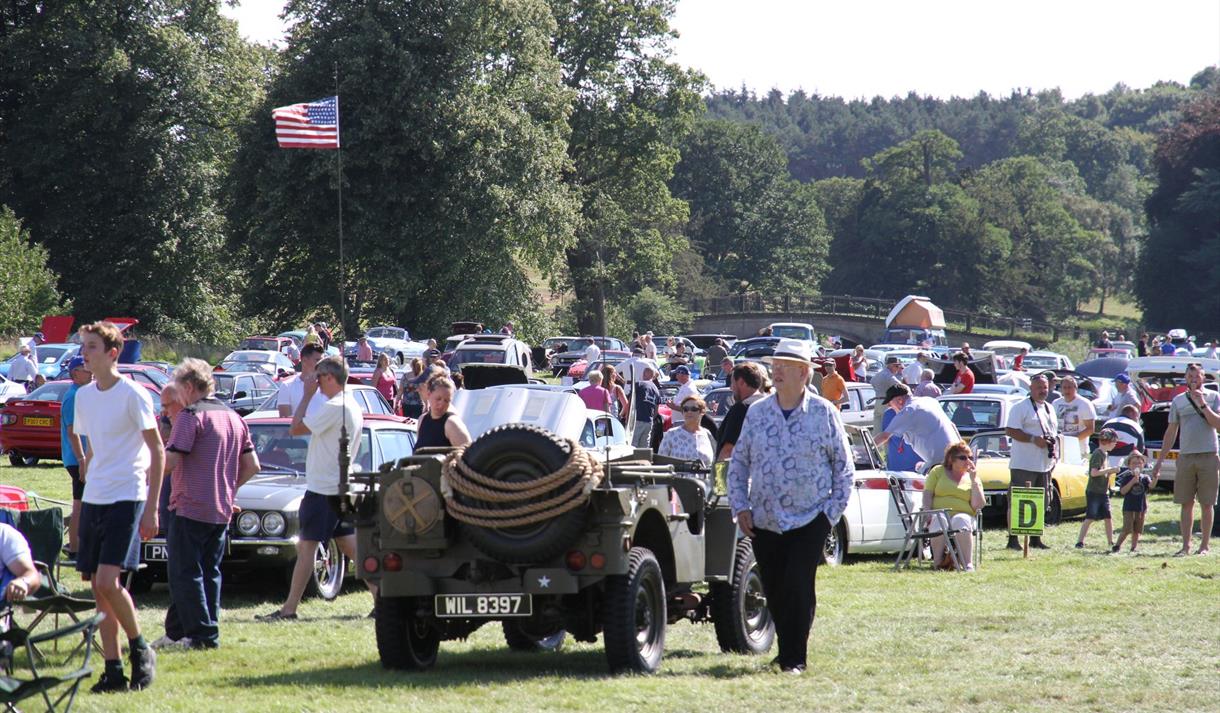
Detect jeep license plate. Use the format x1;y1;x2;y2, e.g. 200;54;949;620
435;594;532;618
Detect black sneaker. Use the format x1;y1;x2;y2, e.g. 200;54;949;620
90;671;129;694
1075;542;1084;549
129;645;156;690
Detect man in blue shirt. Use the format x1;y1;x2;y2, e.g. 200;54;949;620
60;356;91;554
728;339;853;675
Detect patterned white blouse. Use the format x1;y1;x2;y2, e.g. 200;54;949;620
658;426;715;467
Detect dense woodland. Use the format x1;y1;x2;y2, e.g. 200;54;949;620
0;1;1217;344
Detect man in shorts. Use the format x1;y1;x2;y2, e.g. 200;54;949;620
259;356;374;620
60;356;91;555
74;321;163;692
1004;373;1058;550
1151;362;1220;556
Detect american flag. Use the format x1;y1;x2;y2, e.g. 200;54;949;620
272;96;340;149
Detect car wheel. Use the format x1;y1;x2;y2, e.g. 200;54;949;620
396;352;405;366
821;519;847;566
1046;483;1063;526
603;546;666;674
502;620;566;652
8;453;38;467
303;539;345;600
711;538;774;655
375;596;440;671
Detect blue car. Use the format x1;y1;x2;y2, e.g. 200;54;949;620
0;343;80;380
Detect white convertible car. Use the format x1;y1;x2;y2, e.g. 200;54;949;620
822;426;925;565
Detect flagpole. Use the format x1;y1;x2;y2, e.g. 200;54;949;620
334;63;351;517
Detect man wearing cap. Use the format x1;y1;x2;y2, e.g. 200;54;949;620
670;365;697;425
9;344;37;391
902;352;928;387
631;366;662;448
870;356;903;431
727;338;853;675
819;361;846;406
1104;374;1141;419
60;355;92;554
874;383;960;473
718;357;735;386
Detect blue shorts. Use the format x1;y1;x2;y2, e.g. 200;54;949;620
1085;492;1111;520
76;500;145;574
65;465;84;501
298;491;354;543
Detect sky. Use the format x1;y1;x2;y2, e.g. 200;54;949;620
221;0;1220;100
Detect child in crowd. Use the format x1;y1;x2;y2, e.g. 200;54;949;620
1113;451;1156;553
1077;429;1120;549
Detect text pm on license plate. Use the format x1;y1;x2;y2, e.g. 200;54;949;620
435;594;532;618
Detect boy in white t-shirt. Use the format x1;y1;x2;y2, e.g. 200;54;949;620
74;322;163;693
276;343;325;417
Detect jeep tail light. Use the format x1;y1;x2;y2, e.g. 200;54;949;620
565;550;587;571
858;478;891;490
382;553;403;572
363;556;380;574
590;552;607;570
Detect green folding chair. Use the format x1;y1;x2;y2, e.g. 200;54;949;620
0;613;102;713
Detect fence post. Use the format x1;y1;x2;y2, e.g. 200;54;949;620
965;314;971;332
783;294;790;313
1008;319;1015;337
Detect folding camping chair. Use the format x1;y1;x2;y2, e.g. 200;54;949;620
0;613;102;713
0;509;97;661
889;475;981;571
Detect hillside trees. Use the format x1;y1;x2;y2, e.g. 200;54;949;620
0;1;267;341
228;0;579;339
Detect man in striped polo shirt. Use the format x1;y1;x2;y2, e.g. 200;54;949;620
158;359;260;649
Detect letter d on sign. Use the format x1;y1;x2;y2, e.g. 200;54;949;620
1019;500;1037;529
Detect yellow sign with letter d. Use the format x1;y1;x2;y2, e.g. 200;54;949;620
1009;487;1045;536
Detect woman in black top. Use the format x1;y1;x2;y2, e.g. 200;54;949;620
415;374;472;449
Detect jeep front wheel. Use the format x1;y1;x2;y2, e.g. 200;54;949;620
375;596;440;671
711;539;774;655
603;547;666;674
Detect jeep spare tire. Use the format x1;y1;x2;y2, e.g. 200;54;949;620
448;424;596;564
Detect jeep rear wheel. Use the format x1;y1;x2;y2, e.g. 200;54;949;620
502;620;566;652
375;596;439;671
603;547;666;674
711;539;774;655
456;425;589;564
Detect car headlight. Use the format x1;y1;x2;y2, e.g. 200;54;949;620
236;511;261;536
261;511;286;537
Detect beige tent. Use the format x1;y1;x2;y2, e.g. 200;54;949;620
885;295;946;329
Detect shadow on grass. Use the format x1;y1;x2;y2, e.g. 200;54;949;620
230;644;760;688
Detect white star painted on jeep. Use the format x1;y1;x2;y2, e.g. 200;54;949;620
538;575;551;589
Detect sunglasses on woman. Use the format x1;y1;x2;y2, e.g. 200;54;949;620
681;406;704;413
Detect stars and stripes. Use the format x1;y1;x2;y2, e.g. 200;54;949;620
272;96;340;149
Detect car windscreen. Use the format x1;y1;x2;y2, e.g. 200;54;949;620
249;424;309;474
23;382;72;402
770;326;811;340
214;374;237;398
1022;356;1060;370
730;341;778;358
563;339;593;352
971;433;1012;459
241;339;281;351
704;390;734;419
450;350;506;366
125;367;169;387
940;399;1004;430
32;346;71;365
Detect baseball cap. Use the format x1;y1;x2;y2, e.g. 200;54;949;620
881;383;912;404
424;349;441;360
885;355;901;365
1114;373;1131;384
67;356;87;373
672;365;690;376
34;332;44;340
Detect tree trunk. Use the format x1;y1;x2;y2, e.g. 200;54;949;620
1097;285;1107;316
565;247;607;335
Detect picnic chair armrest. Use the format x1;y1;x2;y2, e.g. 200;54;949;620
25;613;103;646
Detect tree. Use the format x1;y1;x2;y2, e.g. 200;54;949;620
1136;95;1220;330
229;0;578;339
0;207;69;335
670;119;831;295
549;0;704;335
0;1;267;341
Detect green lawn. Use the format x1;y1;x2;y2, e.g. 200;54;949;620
3;461;1218;712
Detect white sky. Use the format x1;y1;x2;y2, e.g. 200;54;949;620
221;0;1220;99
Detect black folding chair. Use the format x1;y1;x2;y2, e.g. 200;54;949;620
888;475;975;571
0;613;102;713
0;509;97;660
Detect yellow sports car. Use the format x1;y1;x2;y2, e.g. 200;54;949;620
968;429;1091;524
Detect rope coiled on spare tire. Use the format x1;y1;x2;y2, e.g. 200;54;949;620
441;438;603;528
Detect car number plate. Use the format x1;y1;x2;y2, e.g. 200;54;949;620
23;416;52;427
1165;451;1178;460
434;594;532;618
143;543;169;562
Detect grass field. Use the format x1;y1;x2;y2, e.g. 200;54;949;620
4;461;1219;713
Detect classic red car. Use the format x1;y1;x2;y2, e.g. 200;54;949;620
567;350;631;381
0;379;162;467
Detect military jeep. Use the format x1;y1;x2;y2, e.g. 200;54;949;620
350;385;773;674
